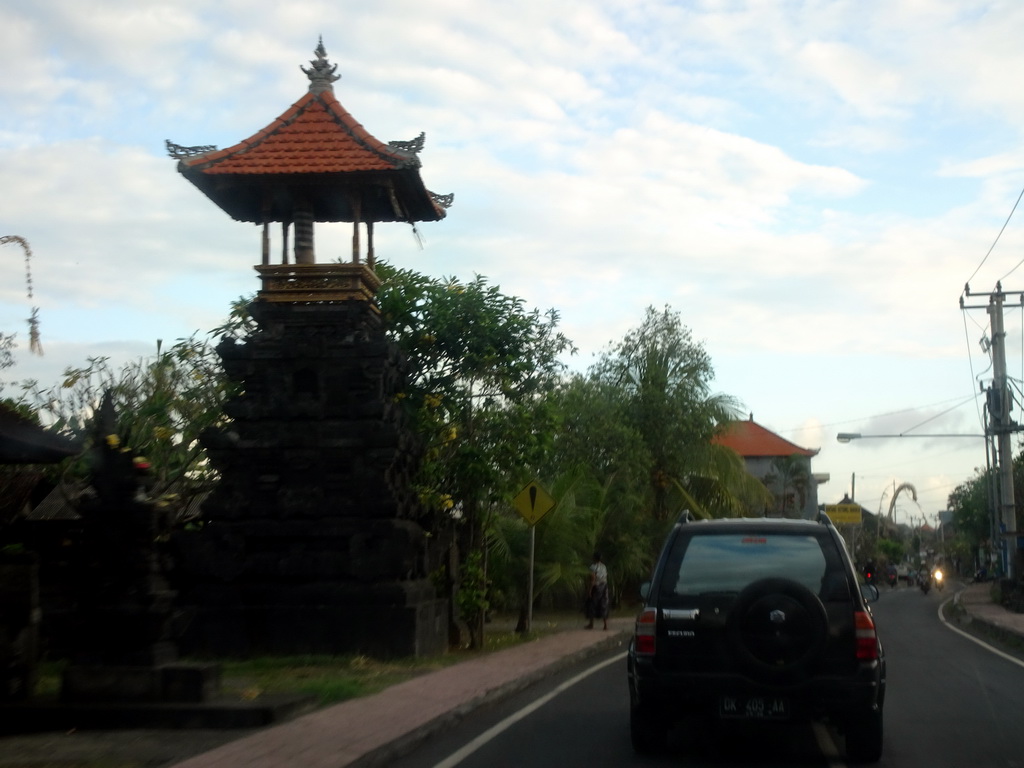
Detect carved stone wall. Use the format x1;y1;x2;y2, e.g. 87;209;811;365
177;300;446;657
0;553;39;700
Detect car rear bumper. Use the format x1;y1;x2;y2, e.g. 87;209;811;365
628;656;884;722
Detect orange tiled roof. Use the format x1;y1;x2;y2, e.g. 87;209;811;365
183;89;415;176
713;417;818;458
169;41;449;225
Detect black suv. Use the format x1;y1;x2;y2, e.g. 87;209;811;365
627;514;885;761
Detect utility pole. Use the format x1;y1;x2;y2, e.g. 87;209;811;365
963;282;1021;578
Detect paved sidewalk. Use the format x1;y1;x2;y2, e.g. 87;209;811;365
169;617;633;768
952;580;1024;642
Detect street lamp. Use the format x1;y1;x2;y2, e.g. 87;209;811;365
836;432;985;443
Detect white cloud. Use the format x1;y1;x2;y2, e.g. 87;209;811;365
4;0;1024;518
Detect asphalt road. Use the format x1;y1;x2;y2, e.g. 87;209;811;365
875;583;1024;766
392;584;1024;768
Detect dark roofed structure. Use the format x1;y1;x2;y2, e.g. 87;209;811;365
168;39;451;275
0;403;80;465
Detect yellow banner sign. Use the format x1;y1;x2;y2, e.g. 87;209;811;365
824;503;862;525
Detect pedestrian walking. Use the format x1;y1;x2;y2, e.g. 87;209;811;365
585;551;609;630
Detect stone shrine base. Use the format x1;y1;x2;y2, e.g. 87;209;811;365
62;662;221;703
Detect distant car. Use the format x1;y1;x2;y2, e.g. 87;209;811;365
627;514;886;762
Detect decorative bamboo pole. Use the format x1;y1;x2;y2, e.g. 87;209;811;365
1;235;42;355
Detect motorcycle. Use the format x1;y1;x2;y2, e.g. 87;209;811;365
932;568;945;592
920;570;931;595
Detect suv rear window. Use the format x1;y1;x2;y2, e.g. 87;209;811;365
662;533;831;597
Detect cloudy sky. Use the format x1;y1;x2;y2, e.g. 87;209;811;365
2;0;1022;526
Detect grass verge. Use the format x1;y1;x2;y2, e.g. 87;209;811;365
35;611;586;708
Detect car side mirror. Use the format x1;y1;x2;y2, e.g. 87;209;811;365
861;583;879;603
640;581;651;601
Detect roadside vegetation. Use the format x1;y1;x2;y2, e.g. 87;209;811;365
4;262;788;656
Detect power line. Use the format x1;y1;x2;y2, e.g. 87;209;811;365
966;184;1024;285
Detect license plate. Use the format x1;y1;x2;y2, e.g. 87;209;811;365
719;694;789;720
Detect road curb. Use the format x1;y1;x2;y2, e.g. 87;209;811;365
349;629;631;768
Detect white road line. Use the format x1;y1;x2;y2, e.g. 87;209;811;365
431;651;626;768
811;722;847;767
939;591;1024;669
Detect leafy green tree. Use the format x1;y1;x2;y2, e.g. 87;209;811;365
376;263;575;647
586;305;760;523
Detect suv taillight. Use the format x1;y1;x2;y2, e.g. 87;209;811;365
854;610;879;661
634;608;657;656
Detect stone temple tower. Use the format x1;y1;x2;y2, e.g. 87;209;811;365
167;40;452;657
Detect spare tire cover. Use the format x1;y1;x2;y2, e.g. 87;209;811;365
726;577;828;683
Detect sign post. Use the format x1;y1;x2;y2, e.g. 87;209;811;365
513;481;556;633
824;503;862;525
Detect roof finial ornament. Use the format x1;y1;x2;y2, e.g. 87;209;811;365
301;36;340;94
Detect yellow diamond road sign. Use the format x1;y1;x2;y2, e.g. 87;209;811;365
514;481;556;526
824;503;863;525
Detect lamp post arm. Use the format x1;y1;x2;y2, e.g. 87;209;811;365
837;432;985;443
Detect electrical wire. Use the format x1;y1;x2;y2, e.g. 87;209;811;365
968;184;1024;285
962;309;988;430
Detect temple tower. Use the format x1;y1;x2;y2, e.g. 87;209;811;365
167;41;452;657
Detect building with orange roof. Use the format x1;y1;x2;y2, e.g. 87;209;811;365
714;414;827;518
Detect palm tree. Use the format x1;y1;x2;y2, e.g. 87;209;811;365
767;455;812;518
